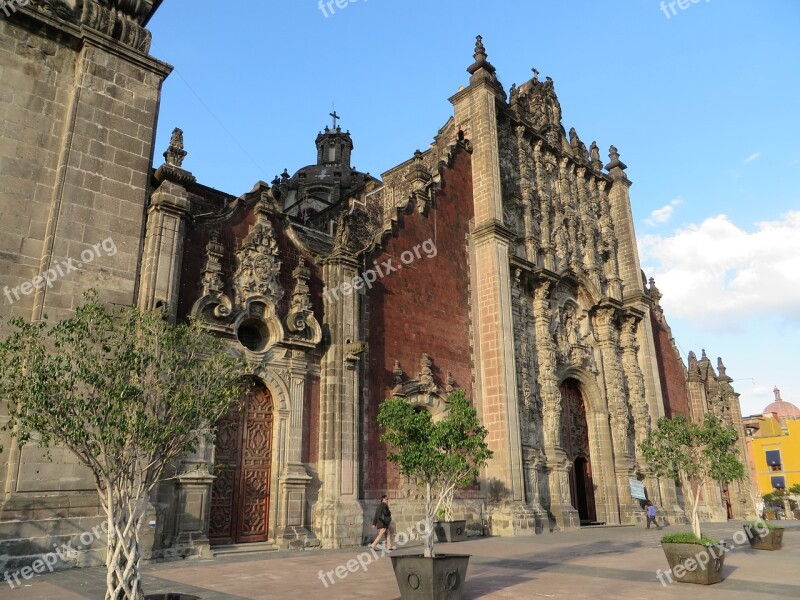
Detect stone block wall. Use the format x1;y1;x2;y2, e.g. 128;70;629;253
0;5;170;560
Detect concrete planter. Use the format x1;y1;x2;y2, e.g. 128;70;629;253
661;542;725;585
745;526;784;551
435;520;468;543
390;554;470;600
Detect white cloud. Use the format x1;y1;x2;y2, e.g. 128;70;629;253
743;152;761;164
644;197;683;227
639;211;800;329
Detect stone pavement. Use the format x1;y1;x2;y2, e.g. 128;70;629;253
2;521;799;599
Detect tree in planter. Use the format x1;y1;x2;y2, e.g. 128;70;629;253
377;390;492;558
0;291;249;600
763;490;787;509
640;413;745;541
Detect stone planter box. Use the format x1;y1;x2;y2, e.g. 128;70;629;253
390;554;470;600
661;542;725;585
435;520;468;543
744;525;784;550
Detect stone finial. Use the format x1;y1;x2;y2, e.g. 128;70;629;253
467;34;497;78
590;141;602;170
392;361;404;391
717;357;729;379
774;386;782;402
200;230;225;297
164;128;187;168
604;144;628;172
569;127;589;162
154;127;196;186
532;67;540;83
445;372;456;393
648;277;663;306
289;258;312;313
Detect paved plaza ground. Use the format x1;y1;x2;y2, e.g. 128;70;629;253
2;520;799;599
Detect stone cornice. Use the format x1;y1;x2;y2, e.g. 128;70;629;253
18;2;167;59
471;219;516;244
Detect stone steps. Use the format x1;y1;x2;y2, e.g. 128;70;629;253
211;542;279;556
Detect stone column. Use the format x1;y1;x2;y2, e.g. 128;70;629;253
621;313;658;520
594;305;639;524
277;364;318;548
603;147;641;300
312;249;364;548
137;132;195;320
450;37;537;536
533;281;580;530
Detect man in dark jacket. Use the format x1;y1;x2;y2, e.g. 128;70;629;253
370;494;394;551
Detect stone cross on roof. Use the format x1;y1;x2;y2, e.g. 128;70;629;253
329;110;341;129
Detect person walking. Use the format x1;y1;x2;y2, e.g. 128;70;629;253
645;500;661;530
370;494;394;551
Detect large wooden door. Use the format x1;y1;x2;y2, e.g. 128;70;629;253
210;384;273;545
561;380;597;523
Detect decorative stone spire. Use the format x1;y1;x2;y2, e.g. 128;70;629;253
605;145;628;172
589;141;602;171
164;128;187;167
717;357;732;382
445;372;456;394
289;258;312;314
154;127;196;186
392;361;404;392
418;354;438;394
200;230;225;297
285;257;322;346
467;35;498;85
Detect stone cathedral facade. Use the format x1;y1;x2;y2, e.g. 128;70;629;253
0;3;754;566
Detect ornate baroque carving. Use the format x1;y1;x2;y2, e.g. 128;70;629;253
233;198;283;309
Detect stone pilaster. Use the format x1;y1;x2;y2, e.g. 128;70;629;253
313;248;364;547
594;305;639;523
450;37;537;535
604;147;641;299
138;130;195;320
277;366;318;548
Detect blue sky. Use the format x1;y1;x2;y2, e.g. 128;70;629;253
148;0;800;417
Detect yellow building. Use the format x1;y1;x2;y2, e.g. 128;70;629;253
744;388;800;499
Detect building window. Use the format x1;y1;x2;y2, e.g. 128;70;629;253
766;449;782;471
771;476;786;490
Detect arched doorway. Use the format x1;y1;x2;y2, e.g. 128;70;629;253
561;379;597;523
210;382;274;545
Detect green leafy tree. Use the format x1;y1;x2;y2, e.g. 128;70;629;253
789;483;800;495
640;413;745;540
763;490;788;507
0;292;249;600
377;389;492;558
